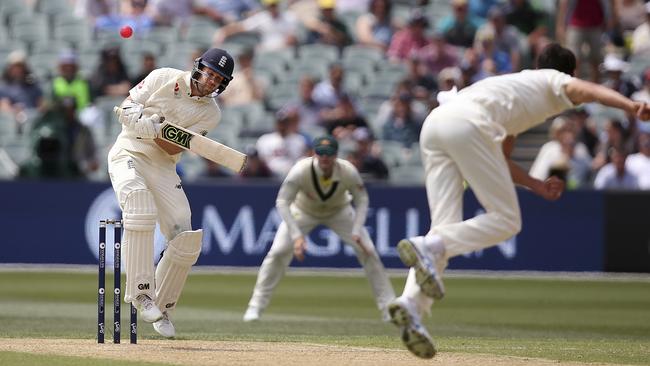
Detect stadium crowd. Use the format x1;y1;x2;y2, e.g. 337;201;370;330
0;0;648;189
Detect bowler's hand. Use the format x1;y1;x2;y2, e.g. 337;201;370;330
633;101;650;121
352;234;371;257
293;236;307;262
534;176;565;201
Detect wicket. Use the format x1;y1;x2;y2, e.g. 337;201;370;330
98;219;137;344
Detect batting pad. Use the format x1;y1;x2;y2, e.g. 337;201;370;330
123;189;157;302
155;230;202;314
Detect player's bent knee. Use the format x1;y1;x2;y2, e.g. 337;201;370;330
165;230;203;266
123;189;157;231
501;212;522;237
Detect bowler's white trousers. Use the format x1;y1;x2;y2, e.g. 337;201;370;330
248;204;396;313
403;103;522;315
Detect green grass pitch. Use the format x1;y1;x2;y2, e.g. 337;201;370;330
0;270;648;365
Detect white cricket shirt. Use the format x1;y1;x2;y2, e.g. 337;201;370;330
276;157;369;240
448;69;576;139
113;68;221;163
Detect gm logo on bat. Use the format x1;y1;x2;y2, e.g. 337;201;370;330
162;124;193;149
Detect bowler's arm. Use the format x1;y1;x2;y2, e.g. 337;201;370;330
565;79;650;120
502;136;564;200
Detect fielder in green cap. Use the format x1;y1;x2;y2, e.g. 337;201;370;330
243;135;395;324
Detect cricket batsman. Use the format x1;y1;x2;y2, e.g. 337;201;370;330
388;43;650;358
108;48;234;337
243;136;396;322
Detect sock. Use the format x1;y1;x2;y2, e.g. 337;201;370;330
410;235;445;256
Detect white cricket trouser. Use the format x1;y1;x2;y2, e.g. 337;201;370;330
402;104;522;315
248;204;395;313
108;147;193;302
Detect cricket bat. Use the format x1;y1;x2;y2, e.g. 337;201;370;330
114;106;247;173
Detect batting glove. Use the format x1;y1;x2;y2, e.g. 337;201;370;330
118;100;144;128
134;114;162;139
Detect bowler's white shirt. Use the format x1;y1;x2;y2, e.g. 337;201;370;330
447;69;576;139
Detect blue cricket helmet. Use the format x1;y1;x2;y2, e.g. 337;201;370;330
192;48;235;96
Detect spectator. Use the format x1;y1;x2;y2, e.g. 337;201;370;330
594;146;639;189
31;97;98;177
194;0;260;25
150;0;197;27
313;62;347;110
616;0;646;32
346;127;389;180
355;0;394;51
477;6;522;71
51;50;92;112
468;0;502;19
130;52;157;86
404;54;437;105
415;30;459;76
74;0;120;28
19;125;82;179
556;127;593;188
631;69;650;104
387;8;430;62
626;130;650;189
592;119;633;171
381;92;423;147
305;0;353;49
437;66;462;92
471;28;512;80
504;0;549;60
601;54;637;98
95;0;155;35
219;48;266;107
256;108;309;178
631;3;650;56
213;0;298;52
336;0;369;13
322;93;368;136
0;51;44;113
530;116;591;180
438;0;482;48
285;75;323;131
89;46;131;98
566;107;600;157
556;0;618;82
239;146;273;178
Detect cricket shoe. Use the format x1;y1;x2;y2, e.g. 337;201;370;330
397;239;445;299
401;322;436;359
243;306;261;322
387;296;418;327
388;297;436;359
153;312;175;338
133;294;164;323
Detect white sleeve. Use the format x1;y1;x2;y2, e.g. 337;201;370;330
275;166;303;241
241;12;266;32
129;68;168;105
346;165;369;236
543;69;576;109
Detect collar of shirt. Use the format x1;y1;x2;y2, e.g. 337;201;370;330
312;157;341;182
